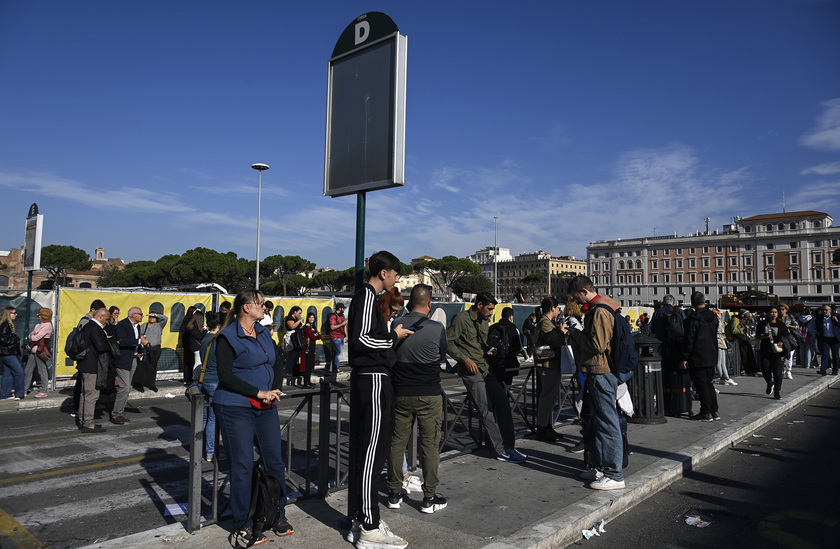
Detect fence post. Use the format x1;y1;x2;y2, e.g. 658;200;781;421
187;391;204;533
317;378;331;497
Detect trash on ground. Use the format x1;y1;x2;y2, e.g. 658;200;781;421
165;393;176;398
772;437;783;441
685;515;711;528
752;434;765;438
791;420;804;423
164;503;188;516
582;520;607;540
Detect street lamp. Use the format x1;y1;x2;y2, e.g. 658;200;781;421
252;163;270;289
494;216;499;299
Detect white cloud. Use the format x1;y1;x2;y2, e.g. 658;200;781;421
801;161;840;176
799;97;840;151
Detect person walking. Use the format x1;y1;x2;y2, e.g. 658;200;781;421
756;306;789;400
0;307;25;401
713;309;737;386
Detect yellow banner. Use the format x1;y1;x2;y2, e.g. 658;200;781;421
56;289;213;376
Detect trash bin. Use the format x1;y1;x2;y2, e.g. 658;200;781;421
627;333;667;424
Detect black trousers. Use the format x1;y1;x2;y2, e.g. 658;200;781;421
688;368;718;416
350;371;394;531
761;354;784;395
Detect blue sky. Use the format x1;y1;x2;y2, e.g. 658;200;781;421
2;0;839;272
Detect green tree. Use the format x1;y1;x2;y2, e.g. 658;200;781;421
261;255;316;296
40;244;92;286
312;270;347;292
413;256;480;295
833;249;840;265
450;273;493;298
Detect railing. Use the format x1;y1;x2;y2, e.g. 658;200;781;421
186;364;572;533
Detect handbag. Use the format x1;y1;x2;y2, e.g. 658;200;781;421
534;345;556;361
771;341;784;354
31;338;52;362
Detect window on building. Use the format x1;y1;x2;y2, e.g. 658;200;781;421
677;273;684;283
689;247;696;254
790;242;798;249
790;222;797;230
730;272;738;281
730;257;738;266
702;246;708;254
765;255;773;265
766;270;774;281
815;221;822;228
815;240;823;247
817;284;823;293
815;268;823;279
814;253;823;263
791;254;798;264
792;286;798;295
651;249;658;256
593;263;599;271
791;269;799;280
676;259;683;268
689;273;696;282
745;270;752;281
664;259;670;269
716;272;723;281
744;256;752;266
745;244;752;251
730;245;737;252
651;259;658;269
702;257;709;268
592;253;598;258
636;260;642;269
664;273;671;283
716;257;723;267
677;248;683;254
703;272;710;282
689;258;696;268
619;261;625;269
744;226;752;233
766;223;773;231
767;243;774;250
831;239;838;247
652;287;658;295
664;249;670;255
651;274;658;283
833;268;840;278
618;275;624;284
778;223;784;230
636;274;641;283
717;246;723;253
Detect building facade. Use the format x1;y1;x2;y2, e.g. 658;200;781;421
587;211;840;307
471;249;587;303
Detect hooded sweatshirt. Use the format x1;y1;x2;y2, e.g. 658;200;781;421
681;307;719;369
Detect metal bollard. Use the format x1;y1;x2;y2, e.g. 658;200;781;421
187;390;205;533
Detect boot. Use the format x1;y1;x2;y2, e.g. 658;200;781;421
536;425;559;442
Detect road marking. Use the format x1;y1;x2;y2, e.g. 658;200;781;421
0;432;93;448
0;450;173;486
0;506;46;548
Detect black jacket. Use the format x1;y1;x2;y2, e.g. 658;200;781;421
77;320;110;375
0;322;21;356
681;307;718;369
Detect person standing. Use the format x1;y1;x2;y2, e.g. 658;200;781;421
522;312;537;360
23;308;54;398
780;304;799;379
386;284;448;514
213;289;292;547
652;294;691;417
328;303;347;373
756;306;789;399
534;298;566;442
284;306;303;386
681;292;721;421
112;307;149;425
347;251;413;549
139;308;168;391
798;307;818;369
563;275;625;491
0;307;24;401
199;311;222;462
712;309;737;386
448;293;526;463
77;308;111;432
300;312;321;388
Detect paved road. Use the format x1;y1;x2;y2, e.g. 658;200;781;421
582;385;840;549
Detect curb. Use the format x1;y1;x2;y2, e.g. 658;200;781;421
491;374;840;548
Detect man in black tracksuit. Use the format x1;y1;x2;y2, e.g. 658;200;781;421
347;251;413;549
681;291;721;421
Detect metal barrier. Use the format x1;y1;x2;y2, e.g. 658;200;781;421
186;365;572;533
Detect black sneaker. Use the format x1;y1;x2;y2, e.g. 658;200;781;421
231;528;266;548
273;516;293;536
421;494;448;514
690;413;714;422
387;492;402;509
712;413;721;421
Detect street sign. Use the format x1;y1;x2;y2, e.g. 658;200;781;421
23;203;43;272
324;12;407;197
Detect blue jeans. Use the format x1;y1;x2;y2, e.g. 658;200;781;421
214;403;287;530
202;382;218;458
1;355;24;399
801;339;818;368
715;348;729;380
332;338;344;371
586;373;623;481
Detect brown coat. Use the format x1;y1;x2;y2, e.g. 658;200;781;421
568;297;617;375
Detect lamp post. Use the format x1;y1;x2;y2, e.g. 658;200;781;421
251;163;270;289
494;216;499;299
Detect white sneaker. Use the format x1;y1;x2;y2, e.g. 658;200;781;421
784;371;793;379
356;520;408;549
344;519;361;544
724;378;738;386
402;475;422;494
590;477;626;490
579;468;604;481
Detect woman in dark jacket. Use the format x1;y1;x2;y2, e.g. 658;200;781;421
300;312;321;388
185;309;205;383
0;306;24;400
756;306;789;400
213;289;292;546
535;297;566;442
284;306;303;386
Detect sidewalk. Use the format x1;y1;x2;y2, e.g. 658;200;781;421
8;369;838;549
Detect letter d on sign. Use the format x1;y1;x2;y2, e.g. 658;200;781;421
354;21;370;45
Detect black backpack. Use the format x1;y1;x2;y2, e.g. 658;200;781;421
66;327;89;362
664;308;685;342
247;462;285;543
488;323;511;364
